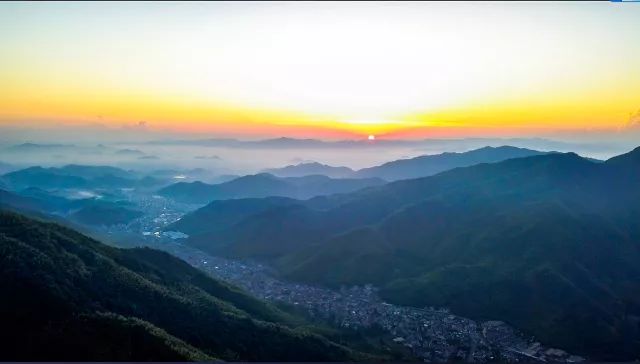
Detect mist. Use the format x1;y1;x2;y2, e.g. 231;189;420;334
2;124;639;179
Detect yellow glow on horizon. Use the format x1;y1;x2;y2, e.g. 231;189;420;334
1;2;639;138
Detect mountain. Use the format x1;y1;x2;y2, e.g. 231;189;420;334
179;147;640;360
69;204;143;226
263;162;355;178
0;188;60;213
115;148;145;156
1;165;137;190
2;144;118;157
1;187;144;228
258;146;555;181
0;165;168;190
168;196;301;236
157;175;286;204
146;137;594;152
0;161;17;175
353;146;549;181
158;173;385;204
2;166;89;189
148;137;333;149
147;137;330;149
185;203;329;260
4;143;75;152
0;211;372;361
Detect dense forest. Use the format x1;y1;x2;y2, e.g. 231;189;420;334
178;147;640;360
0;211;377;361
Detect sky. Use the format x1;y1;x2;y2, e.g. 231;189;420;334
1;1;639;140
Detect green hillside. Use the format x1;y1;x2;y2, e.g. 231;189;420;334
0;211;371;361
178;147;640;360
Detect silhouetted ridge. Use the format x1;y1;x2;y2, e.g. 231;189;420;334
158;173;384;204
605;145;640;165
353;145;548;181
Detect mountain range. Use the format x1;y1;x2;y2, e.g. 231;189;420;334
265;146;554;181
158;173;385;205
0;187;143;227
263;162;356;178
172;146;640;360
1;165;167;190
146;136;598;152
352;146;551;180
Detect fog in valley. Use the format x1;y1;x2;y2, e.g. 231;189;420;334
2;125;638;178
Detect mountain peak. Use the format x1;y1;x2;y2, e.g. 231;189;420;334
605;145;640;165
354;145;547;181
249;172;278;179
297;161;325;167
262;162;355;178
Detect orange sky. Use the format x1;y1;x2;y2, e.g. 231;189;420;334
1;2;639;140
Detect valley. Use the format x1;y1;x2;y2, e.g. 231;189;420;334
98;193;584;362
2;144;639;361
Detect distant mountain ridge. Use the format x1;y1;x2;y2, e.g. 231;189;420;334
353;146;550;181
167;197;301;236
262;146;555;181
158;173;385;204
0;161;17;175
1;165;168;190
263;162;355;178
0;188;142;227
115;148;145;156
5;142;75;151
146;136;595;152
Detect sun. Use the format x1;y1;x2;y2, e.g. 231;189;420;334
368;134;376;141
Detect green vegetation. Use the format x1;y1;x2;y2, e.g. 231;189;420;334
69;204;143;226
168;196;301;235
0;211;375;361
180;147;640;360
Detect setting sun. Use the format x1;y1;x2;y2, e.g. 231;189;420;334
1;2;639;139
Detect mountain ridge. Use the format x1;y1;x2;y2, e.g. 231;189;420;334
177;147;640;360
0;210;374;361
158;173;385;204
262;145;554;181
